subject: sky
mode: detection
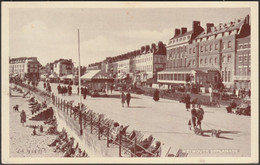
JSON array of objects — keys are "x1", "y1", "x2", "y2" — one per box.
[{"x1": 9, "y1": 8, "x2": 250, "y2": 66}]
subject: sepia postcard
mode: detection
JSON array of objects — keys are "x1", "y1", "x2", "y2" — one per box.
[{"x1": 1, "y1": 1, "x2": 259, "y2": 164}]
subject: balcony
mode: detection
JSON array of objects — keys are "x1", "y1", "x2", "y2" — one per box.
[{"x1": 233, "y1": 75, "x2": 251, "y2": 81}]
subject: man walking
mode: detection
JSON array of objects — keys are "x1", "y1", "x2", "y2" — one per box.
[
  {"x1": 196, "y1": 104, "x2": 204, "y2": 130},
  {"x1": 126, "y1": 91, "x2": 131, "y2": 107},
  {"x1": 83, "y1": 87, "x2": 87, "y2": 100},
  {"x1": 121, "y1": 92, "x2": 126, "y2": 107},
  {"x1": 191, "y1": 105, "x2": 197, "y2": 130}
]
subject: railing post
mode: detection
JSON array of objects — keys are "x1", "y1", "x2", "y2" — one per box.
[
  {"x1": 90, "y1": 112, "x2": 93, "y2": 134},
  {"x1": 98, "y1": 115, "x2": 101, "y2": 140},
  {"x1": 119, "y1": 133, "x2": 122, "y2": 157},
  {"x1": 70, "y1": 104, "x2": 72, "y2": 117},
  {"x1": 84, "y1": 112, "x2": 86, "y2": 129},
  {"x1": 134, "y1": 138, "x2": 137, "y2": 157},
  {"x1": 107, "y1": 123, "x2": 110, "y2": 147},
  {"x1": 67, "y1": 102, "x2": 69, "y2": 115},
  {"x1": 79, "y1": 103, "x2": 83, "y2": 136},
  {"x1": 74, "y1": 107, "x2": 76, "y2": 120},
  {"x1": 63, "y1": 100, "x2": 66, "y2": 112}
]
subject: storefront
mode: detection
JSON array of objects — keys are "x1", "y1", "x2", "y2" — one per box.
[
  {"x1": 81, "y1": 70, "x2": 114, "y2": 90},
  {"x1": 157, "y1": 67, "x2": 220, "y2": 86}
]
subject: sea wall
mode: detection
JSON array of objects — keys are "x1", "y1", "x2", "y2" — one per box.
[{"x1": 54, "y1": 106, "x2": 119, "y2": 157}]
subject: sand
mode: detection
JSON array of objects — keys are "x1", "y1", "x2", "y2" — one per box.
[{"x1": 9, "y1": 91, "x2": 63, "y2": 157}]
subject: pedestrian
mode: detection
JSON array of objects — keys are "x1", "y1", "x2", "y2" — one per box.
[
  {"x1": 196, "y1": 104, "x2": 204, "y2": 130},
  {"x1": 68, "y1": 85, "x2": 72, "y2": 96},
  {"x1": 110, "y1": 84, "x2": 113, "y2": 94},
  {"x1": 153, "y1": 89, "x2": 160, "y2": 101},
  {"x1": 20, "y1": 110, "x2": 26, "y2": 126},
  {"x1": 44, "y1": 82, "x2": 46, "y2": 89},
  {"x1": 126, "y1": 91, "x2": 131, "y2": 107},
  {"x1": 191, "y1": 105, "x2": 197, "y2": 130},
  {"x1": 209, "y1": 92, "x2": 213, "y2": 105},
  {"x1": 248, "y1": 89, "x2": 251, "y2": 98},
  {"x1": 81, "y1": 87, "x2": 84, "y2": 96},
  {"x1": 121, "y1": 92, "x2": 126, "y2": 107},
  {"x1": 40, "y1": 125, "x2": 43, "y2": 133},
  {"x1": 57, "y1": 84, "x2": 61, "y2": 94},
  {"x1": 64, "y1": 86, "x2": 68, "y2": 95},
  {"x1": 48, "y1": 85, "x2": 52, "y2": 94},
  {"x1": 83, "y1": 87, "x2": 87, "y2": 100},
  {"x1": 77, "y1": 87, "x2": 79, "y2": 95},
  {"x1": 185, "y1": 94, "x2": 191, "y2": 111}
]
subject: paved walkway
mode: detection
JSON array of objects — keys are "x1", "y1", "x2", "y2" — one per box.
[{"x1": 33, "y1": 82, "x2": 250, "y2": 157}]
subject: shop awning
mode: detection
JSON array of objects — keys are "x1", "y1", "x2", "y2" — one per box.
[
  {"x1": 158, "y1": 67, "x2": 219, "y2": 74},
  {"x1": 60, "y1": 74, "x2": 74, "y2": 80},
  {"x1": 81, "y1": 70, "x2": 114, "y2": 81}
]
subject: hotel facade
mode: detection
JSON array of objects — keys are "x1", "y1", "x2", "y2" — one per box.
[
  {"x1": 158, "y1": 14, "x2": 250, "y2": 89},
  {"x1": 9, "y1": 57, "x2": 41, "y2": 81}
]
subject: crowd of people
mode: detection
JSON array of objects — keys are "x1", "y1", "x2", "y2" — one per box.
[
  {"x1": 226, "y1": 99, "x2": 251, "y2": 116},
  {"x1": 57, "y1": 84, "x2": 72, "y2": 96}
]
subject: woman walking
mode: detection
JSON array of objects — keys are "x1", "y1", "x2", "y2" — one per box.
[
  {"x1": 20, "y1": 110, "x2": 26, "y2": 126},
  {"x1": 185, "y1": 94, "x2": 191, "y2": 111},
  {"x1": 121, "y1": 92, "x2": 126, "y2": 107},
  {"x1": 126, "y1": 91, "x2": 131, "y2": 107}
]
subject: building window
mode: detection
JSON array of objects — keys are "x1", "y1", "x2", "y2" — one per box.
[
  {"x1": 225, "y1": 70, "x2": 227, "y2": 82},
  {"x1": 222, "y1": 56, "x2": 225, "y2": 63},
  {"x1": 193, "y1": 48, "x2": 195, "y2": 53},
  {"x1": 228, "y1": 71, "x2": 231, "y2": 82},
  {"x1": 244, "y1": 56, "x2": 247, "y2": 62},
  {"x1": 210, "y1": 45, "x2": 212, "y2": 51},
  {"x1": 222, "y1": 71, "x2": 224, "y2": 82},
  {"x1": 227, "y1": 55, "x2": 231, "y2": 63},
  {"x1": 222, "y1": 42, "x2": 225, "y2": 50},
  {"x1": 200, "y1": 59, "x2": 203, "y2": 64},
  {"x1": 205, "y1": 58, "x2": 208, "y2": 65},
  {"x1": 187, "y1": 36, "x2": 190, "y2": 40},
  {"x1": 183, "y1": 37, "x2": 186, "y2": 41},
  {"x1": 210, "y1": 58, "x2": 212, "y2": 64},
  {"x1": 228, "y1": 41, "x2": 232, "y2": 48},
  {"x1": 189, "y1": 48, "x2": 192, "y2": 54},
  {"x1": 200, "y1": 46, "x2": 203, "y2": 52},
  {"x1": 239, "y1": 56, "x2": 242, "y2": 62},
  {"x1": 205, "y1": 45, "x2": 207, "y2": 52},
  {"x1": 215, "y1": 43, "x2": 218, "y2": 50}
]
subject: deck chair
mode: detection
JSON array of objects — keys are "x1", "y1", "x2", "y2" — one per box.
[{"x1": 139, "y1": 141, "x2": 162, "y2": 157}]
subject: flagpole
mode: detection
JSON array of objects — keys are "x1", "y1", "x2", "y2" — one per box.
[{"x1": 78, "y1": 29, "x2": 83, "y2": 135}]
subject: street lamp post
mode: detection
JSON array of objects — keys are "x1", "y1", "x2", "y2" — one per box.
[{"x1": 78, "y1": 29, "x2": 83, "y2": 136}]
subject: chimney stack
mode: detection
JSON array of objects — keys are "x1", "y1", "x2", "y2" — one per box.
[
  {"x1": 151, "y1": 43, "x2": 156, "y2": 53},
  {"x1": 145, "y1": 45, "x2": 150, "y2": 53},
  {"x1": 141, "y1": 46, "x2": 145, "y2": 54},
  {"x1": 244, "y1": 15, "x2": 250, "y2": 24},
  {"x1": 206, "y1": 23, "x2": 214, "y2": 33},
  {"x1": 192, "y1": 21, "x2": 200, "y2": 32},
  {"x1": 181, "y1": 27, "x2": 187, "y2": 34},
  {"x1": 174, "y1": 28, "x2": 181, "y2": 37}
]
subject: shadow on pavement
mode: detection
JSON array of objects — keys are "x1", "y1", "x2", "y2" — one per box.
[{"x1": 128, "y1": 106, "x2": 152, "y2": 108}]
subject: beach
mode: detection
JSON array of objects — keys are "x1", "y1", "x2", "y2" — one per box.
[{"x1": 9, "y1": 91, "x2": 63, "y2": 157}]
